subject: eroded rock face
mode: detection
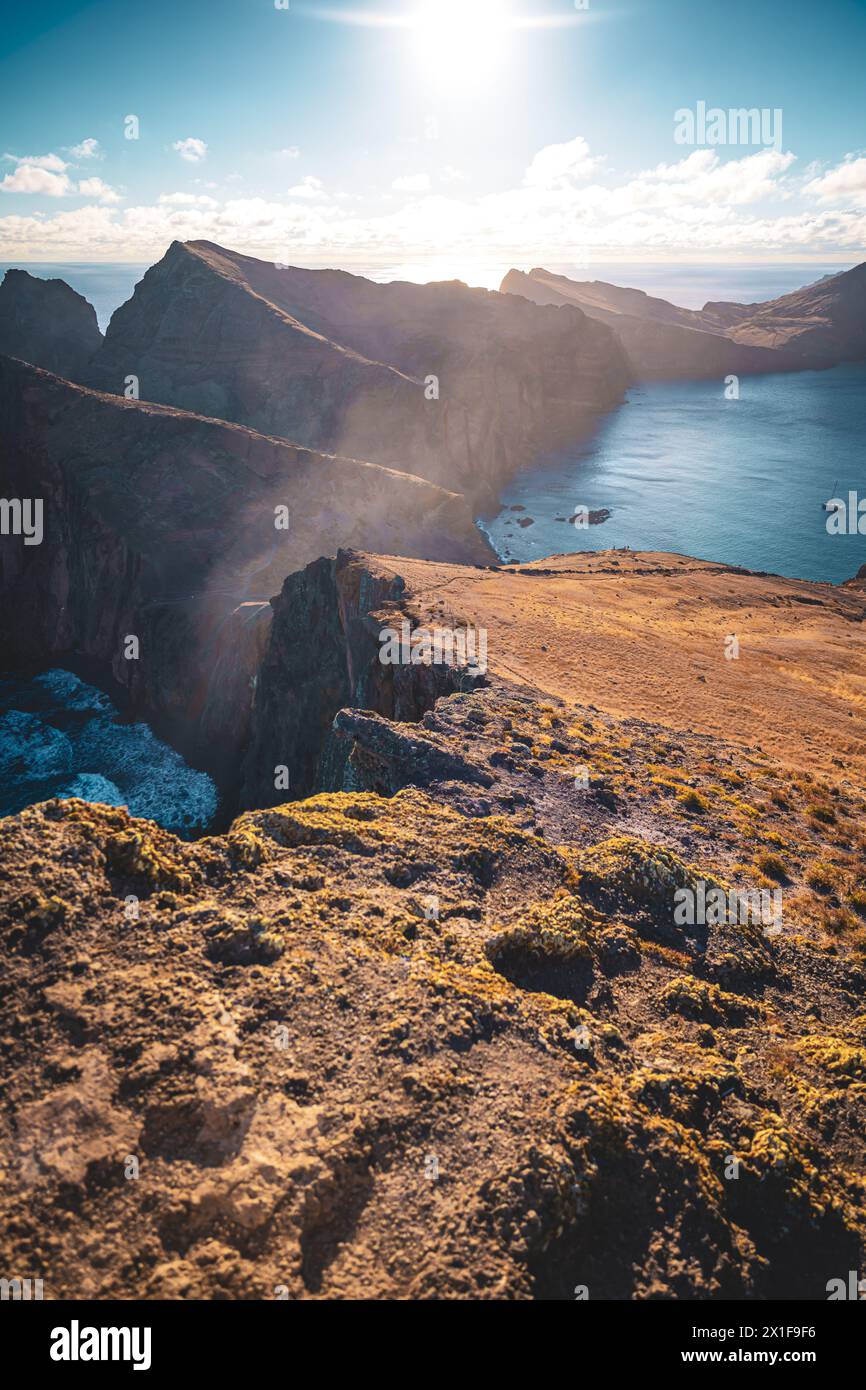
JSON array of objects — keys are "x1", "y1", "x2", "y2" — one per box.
[
  {"x1": 0, "y1": 357, "x2": 493, "y2": 793},
  {"x1": 1, "y1": 669, "x2": 865, "y2": 1300},
  {"x1": 502, "y1": 264, "x2": 866, "y2": 377},
  {"x1": 718, "y1": 262, "x2": 866, "y2": 362},
  {"x1": 85, "y1": 240, "x2": 631, "y2": 505},
  {"x1": 240, "y1": 550, "x2": 487, "y2": 807},
  {"x1": 0, "y1": 269, "x2": 102, "y2": 380}
]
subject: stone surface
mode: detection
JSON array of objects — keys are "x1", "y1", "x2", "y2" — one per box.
[
  {"x1": 502, "y1": 263, "x2": 866, "y2": 378},
  {"x1": 0, "y1": 268, "x2": 102, "y2": 380},
  {"x1": 1, "y1": 643, "x2": 865, "y2": 1298},
  {"x1": 0, "y1": 357, "x2": 493, "y2": 797},
  {"x1": 85, "y1": 240, "x2": 631, "y2": 506}
]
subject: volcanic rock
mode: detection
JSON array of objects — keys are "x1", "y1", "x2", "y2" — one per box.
[
  {"x1": 85, "y1": 240, "x2": 631, "y2": 505},
  {"x1": 2, "y1": 551, "x2": 866, "y2": 1296},
  {"x1": 0, "y1": 357, "x2": 493, "y2": 793},
  {"x1": 0, "y1": 268, "x2": 103, "y2": 380},
  {"x1": 501, "y1": 263, "x2": 866, "y2": 377}
]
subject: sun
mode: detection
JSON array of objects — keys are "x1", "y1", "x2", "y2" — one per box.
[{"x1": 411, "y1": 0, "x2": 513, "y2": 90}]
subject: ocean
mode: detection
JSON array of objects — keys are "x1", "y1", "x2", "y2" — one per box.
[
  {"x1": 0, "y1": 670, "x2": 217, "y2": 835},
  {"x1": 480, "y1": 362, "x2": 866, "y2": 585}
]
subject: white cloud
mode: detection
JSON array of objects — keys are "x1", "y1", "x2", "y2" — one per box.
[
  {"x1": 172, "y1": 137, "x2": 208, "y2": 164},
  {"x1": 0, "y1": 165, "x2": 72, "y2": 196},
  {"x1": 524, "y1": 135, "x2": 605, "y2": 189},
  {"x1": 78, "y1": 177, "x2": 122, "y2": 204},
  {"x1": 618, "y1": 148, "x2": 797, "y2": 210},
  {"x1": 3, "y1": 151, "x2": 69, "y2": 172},
  {"x1": 159, "y1": 192, "x2": 220, "y2": 207},
  {"x1": 440, "y1": 166, "x2": 469, "y2": 184},
  {"x1": 1, "y1": 135, "x2": 863, "y2": 266},
  {"x1": 392, "y1": 173, "x2": 432, "y2": 193},
  {"x1": 286, "y1": 175, "x2": 325, "y2": 199},
  {"x1": 71, "y1": 138, "x2": 101, "y2": 160},
  {"x1": 274, "y1": 146, "x2": 300, "y2": 159},
  {"x1": 804, "y1": 156, "x2": 866, "y2": 207}
]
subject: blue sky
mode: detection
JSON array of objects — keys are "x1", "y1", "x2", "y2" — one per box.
[{"x1": 1, "y1": 0, "x2": 865, "y2": 282}]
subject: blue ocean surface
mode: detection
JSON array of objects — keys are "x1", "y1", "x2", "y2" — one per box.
[
  {"x1": 0, "y1": 670, "x2": 217, "y2": 835},
  {"x1": 481, "y1": 363, "x2": 866, "y2": 585}
]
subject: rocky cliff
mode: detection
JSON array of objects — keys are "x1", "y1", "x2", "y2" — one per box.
[
  {"x1": 717, "y1": 262, "x2": 866, "y2": 362},
  {"x1": 85, "y1": 240, "x2": 631, "y2": 505},
  {"x1": 239, "y1": 550, "x2": 487, "y2": 808},
  {"x1": 501, "y1": 264, "x2": 866, "y2": 378},
  {"x1": 0, "y1": 357, "x2": 493, "y2": 797},
  {"x1": 0, "y1": 268, "x2": 103, "y2": 381},
  {"x1": 1, "y1": 546, "x2": 865, "y2": 1299}
]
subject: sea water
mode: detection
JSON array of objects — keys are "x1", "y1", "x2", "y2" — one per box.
[
  {"x1": 481, "y1": 363, "x2": 866, "y2": 584},
  {"x1": 0, "y1": 669, "x2": 217, "y2": 835}
]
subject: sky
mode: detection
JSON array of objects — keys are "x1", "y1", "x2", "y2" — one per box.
[{"x1": 1, "y1": 0, "x2": 865, "y2": 285}]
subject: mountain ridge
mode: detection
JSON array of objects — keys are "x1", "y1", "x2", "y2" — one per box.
[
  {"x1": 501, "y1": 262, "x2": 866, "y2": 378},
  {"x1": 0, "y1": 268, "x2": 103, "y2": 382},
  {"x1": 80, "y1": 240, "x2": 631, "y2": 504}
]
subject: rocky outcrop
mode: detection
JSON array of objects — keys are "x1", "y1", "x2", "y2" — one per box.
[
  {"x1": 237, "y1": 537, "x2": 866, "y2": 820},
  {"x1": 503, "y1": 269, "x2": 719, "y2": 334},
  {"x1": 3, "y1": 544, "x2": 866, "y2": 1299},
  {"x1": 501, "y1": 263, "x2": 866, "y2": 378},
  {"x1": 0, "y1": 357, "x2": 493, "y2": 798},
  {"x1": 85, "y1": 240, "x2": 631, "y2": 506},
  {"x1": 239, "y1": 550, "x2": 488, "y2": 807},
  {"x1": 0, "y1": 268, "x2": 102, "y2": 380},
  {"x1": 2, "y1": 626, "x2": 865, "y2": 1298}
]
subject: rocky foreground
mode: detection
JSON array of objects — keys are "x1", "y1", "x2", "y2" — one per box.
[{"x1": 1, "y1": 550, "x2": 865, "y2": 1299}]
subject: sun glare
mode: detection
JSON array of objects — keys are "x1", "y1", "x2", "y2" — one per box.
[{"x1": 412, "y1": 0, "x2": 512, "y2": 90}]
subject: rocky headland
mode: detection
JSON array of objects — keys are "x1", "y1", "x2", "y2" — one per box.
[
  {"x1": 501, "y1": 263, "x2": 866, "y2": 380},
  {"x1": 2, "y1": 246, "x2": 866, "y2": 1300},
  {"x1": 80, "y1": 241, "x2": 630, "y2": 507},
  {"x1": 0, "y1": 356, "x2": 492, "y2": 796},
  {"x1": 0, "y1": 269, "x2": 103, "y2": 383}
]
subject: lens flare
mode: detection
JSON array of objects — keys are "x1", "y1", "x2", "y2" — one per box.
[{"x1": 412, "y1": 0, "x2": 513, "y2": 90}]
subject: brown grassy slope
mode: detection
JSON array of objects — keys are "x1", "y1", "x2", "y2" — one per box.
[{"x1": 365, "y1": 549, "x2": 866, "y2": 786}]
